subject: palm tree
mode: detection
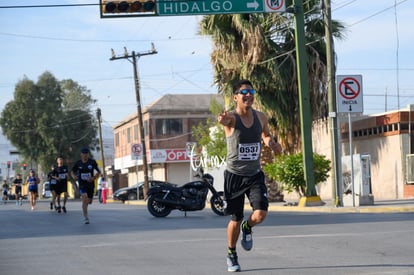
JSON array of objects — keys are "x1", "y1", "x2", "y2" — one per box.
[
  {"x1": 199, "y1": 2, "x2": 345, "y2": 201},
  {"x1": 199, "y1": 1, "x2": 345, "y2": 153}
]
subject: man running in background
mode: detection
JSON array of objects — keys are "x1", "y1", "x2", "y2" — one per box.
[
  {"x1": 13, "y1": 174, "x2": 23, "y2": 205},
  {"x1": 71, "y1": 148, "x2": 101, "y2": 224},
  {"x1": 53, "y1": 156, "x2": 69, "y2": 213}
]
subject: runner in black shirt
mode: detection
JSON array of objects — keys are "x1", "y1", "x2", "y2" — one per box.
[
  {"x1": 13, "y1": 174, "x2": 23, "y2": 205},
  {"x1": 53, "y1": 156, "x2": 69, "y2": 213},
  {"x1": 71, "y1": 148, "x2": 100, "y2": 224}
]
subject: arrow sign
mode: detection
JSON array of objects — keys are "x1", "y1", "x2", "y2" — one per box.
[
  {"x1": 157, "y1": 0, "x2": 285, "y2": 16},
  {"x1": 247, "y1": 1, "x2": 260, "y2": 10}
]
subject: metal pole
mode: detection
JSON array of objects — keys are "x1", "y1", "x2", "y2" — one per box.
[
  {"x1": 6, "y1": 161, "x2": 10, "y2": 185},
  {"x1": 324, "y1": 0, "x2": 342, "y2": 206},
  {"x1": 293, "y1": 0, "x2": 317, "y2": 196},
  {"x1": 96, "y1": 108, "x2": 106, "y2": 179},
  {"x1": 348, "y1": 113, "x2": 355, "y2": 207}
]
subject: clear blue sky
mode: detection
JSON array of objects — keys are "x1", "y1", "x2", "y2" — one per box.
[{"x1": 0, "y1": 0, "x2": 413, "y2": 129}]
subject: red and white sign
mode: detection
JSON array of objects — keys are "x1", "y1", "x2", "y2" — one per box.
[
  {"x1": 336, "y1": 75, "x2": 363, "y2": 113},
  {"x1": 264, "y1": 0, "x2": 285, "y2": 12},
  {"x1": 131, "y1": 143, "x2": 142, "y2": 160},
  {"x1": 150, "y1": 149, "x2": 189, "y2": 163}
]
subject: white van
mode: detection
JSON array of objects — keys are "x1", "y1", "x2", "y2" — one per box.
[{"x1": 42, "y1": 182, "x2": 51, "y2": 198}]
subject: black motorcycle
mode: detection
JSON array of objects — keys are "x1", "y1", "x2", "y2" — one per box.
[{"x1": 147, "y1": 173, "x2": 226, "y2": 217}]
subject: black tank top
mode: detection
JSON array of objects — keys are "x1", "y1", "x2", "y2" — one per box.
[{"x1": 226, "y1": 110, "x2": 262, "y2": 176}]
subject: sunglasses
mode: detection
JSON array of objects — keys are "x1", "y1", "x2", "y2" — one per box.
[{"x1": 236, "y1": 89, "x2": 256, "y2": 95}]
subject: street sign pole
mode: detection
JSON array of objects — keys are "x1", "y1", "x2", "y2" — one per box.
[
  {"x1": 336, "y1": 74, "x2": 363, "y2": 207},
  {"x1": 348, "y1": 112, "x2": 355, "y2": 207}
]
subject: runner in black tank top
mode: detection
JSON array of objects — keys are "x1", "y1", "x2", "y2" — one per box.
[{"x1": 218, "y1": 79, "x2": 282, "y2": 272}]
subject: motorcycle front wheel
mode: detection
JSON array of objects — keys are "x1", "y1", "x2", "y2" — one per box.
[
  {"x1": 210, "y1": 191, "x2": 226, "y2": 216},
  {"x1": 147, "y1": 195, "x2": 172, "y2": 217}
]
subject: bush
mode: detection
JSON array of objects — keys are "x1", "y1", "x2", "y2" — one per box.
[{"x1": 264, "y1": 153, "x2": 331, "y2": 197}]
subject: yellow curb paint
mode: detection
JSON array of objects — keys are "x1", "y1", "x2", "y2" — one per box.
[{"x1": 298, "y1": 196, "x2": 324, "y2": 207}]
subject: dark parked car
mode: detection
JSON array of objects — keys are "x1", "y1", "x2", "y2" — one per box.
[{"x1": 113, "y1": 180, "x2": 170, "y2": 202}]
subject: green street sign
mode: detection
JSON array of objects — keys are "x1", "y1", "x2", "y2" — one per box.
[{"x1": 157, "y1": 0, "x2": 286, "y2": 16}]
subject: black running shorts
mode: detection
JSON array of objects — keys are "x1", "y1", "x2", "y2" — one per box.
[
  {"x1": 79, "y1": 182, "x2": 94, "y2": 199},
  {"x1": 223, "y1": 170, "x2": 269, "y2": 219}
]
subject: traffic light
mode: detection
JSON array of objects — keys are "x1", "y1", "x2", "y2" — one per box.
[
  {"x1": 101, "y1": 0, "x2": 156, "y2": 18},
  {"x1": 23, "y1": 163, "x2": 27, "y2": 170},
  {"x1": 7, "y1": 161, "x2": 10, "y2": 169}
]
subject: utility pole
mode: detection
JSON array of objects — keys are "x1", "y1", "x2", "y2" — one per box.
[
  {"x1": 6, "y1": 161, "x2": 11, "y2": 185},
  {"x1": 292, "y1": 0, "x2": 323, "y2": 206},
  {"x1": 324, "y1": 0, "x2": 342, "y2": 206},
  {"x1": 96, "y1": 108, "x2": 106, "y2": 179},
  {"x1": 109, "y1": 44, "x2": 157, "y2": 199}
]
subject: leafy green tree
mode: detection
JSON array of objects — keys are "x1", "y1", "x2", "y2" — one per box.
[
  {"x1": 192, "y1": 97, "x2": 226, "y2": 164},
  {"x1": 264, "y1": 153, "x2": 331, "y2": 197},
  {"x1": 59, "y1": 79, "x2": 98, "y2": 168},
  {"x1": 0, "y1": 71, "x2": 97, "y2": 175}
]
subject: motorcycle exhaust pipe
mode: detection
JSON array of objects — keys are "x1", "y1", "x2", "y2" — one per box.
[{"x1": 152, "y1": 197, "x2": 197, "y2": 208}]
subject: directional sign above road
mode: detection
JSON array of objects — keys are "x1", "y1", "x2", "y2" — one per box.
[{"x1": 157, "y1": 0, "x2": 286, "y2": 16}]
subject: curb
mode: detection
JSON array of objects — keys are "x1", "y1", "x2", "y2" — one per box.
[
  {"x1": 110, "y1": 199, "x2": 414, "y2": 214},
  {"x1": 268, "y1": 205, "x2": 414, "y2": 213}
]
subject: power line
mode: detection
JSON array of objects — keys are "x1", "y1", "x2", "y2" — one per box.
[
  {"x1": 332, "y1": 0, "x2": 358, "y2": 11},
  {"x1": 339, "y1": 67, "x2": 414, "y2": 71},
  {"x1": 0, "y1": 3, "x2": 98, "y2": 9},
  {"x1": 348, "y1": 0, "x2": 408, "y2": 27},
  {"x1": 0, "y1": 31, "x2": 206, "y2": 43}
]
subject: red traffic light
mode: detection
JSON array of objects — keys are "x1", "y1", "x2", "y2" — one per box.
[
  {"x1": 130, "y1": 1, "x2": 143, "y2": 12},
  {"x1": 7, "y1": 161, "x2": 10, "y2": 168},
  {"x1": 23, "y1": 163, "x2": 27, "y2": 170}
]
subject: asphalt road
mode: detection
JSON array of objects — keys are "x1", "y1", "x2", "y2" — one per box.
[{"x1": 1, "y1": 199, "x2": 413, "y2": 275}]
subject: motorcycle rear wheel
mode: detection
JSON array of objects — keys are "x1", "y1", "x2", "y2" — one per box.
[
  {"x1": 210, "y1": 191, "x2": 226, "y2": 216},
  {"x1": 147, "y1": 195, "x2": 172, "y2": 217}
]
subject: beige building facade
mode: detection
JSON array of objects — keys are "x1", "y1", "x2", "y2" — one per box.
[
  {"x1": 303, "y1": 107, "x2": 414, "y2": 203},
  {"x1": 112, "y1": 94, "x2": 223, "y2": 191}
]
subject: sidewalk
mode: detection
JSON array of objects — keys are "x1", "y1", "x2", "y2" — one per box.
[
  {"x1": 119, "y1": 198, "x2": 414, "y2": 213},
  {"x1": 267, "y1": 198, "x2": 414, "y2": 213}
]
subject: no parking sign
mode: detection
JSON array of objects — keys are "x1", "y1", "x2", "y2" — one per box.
[
  {"x1": 336, "y1": 75, "x2": 363, "y2": 113},
  {"x1": 131, "y1": 143, "x2": 142, "y2": 160}
]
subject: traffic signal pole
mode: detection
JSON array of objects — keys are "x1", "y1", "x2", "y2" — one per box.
[{"x1": 110, "y1": 45, "x2": 157, "y2": 199}]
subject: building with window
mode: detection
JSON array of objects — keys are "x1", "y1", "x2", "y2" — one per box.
[
  {"x1": 310, "y1": 105, "x2": 414, "y2": 202},
  {"x1": 112, "y1": 93, "x2": 223, "y2": 191}
]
